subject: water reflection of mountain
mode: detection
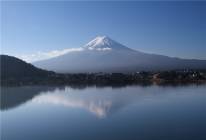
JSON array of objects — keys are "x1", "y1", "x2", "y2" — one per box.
[
  {"x1": 32, "y1": 93, "x2": 112, "y2": 118},
  {"x1": 0, "y1": 84, "x2": 136, "y2": 111},
  {"x1": 31, "y1": 90, "x2": 136, "y2": 118},
  {"x1": 1, "y1": 84, "x2": 204, "y2": 117}
]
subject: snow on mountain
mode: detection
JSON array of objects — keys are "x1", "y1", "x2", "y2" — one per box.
[
  {"x1": 84, "y1": 36, "x2": 112, "y2": 49},
  {"x1": 33, "y1": 36, "x2": 206, "y2": 73},
  {"x1": 83, "y1": 36, "x2": 132, "y2": 51}
]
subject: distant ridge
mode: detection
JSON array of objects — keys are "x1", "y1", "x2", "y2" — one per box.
[{"x1": 32, "y1": 36, "x2": 206, "y2": 73}]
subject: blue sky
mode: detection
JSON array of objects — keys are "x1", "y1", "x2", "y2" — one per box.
[{"x1": 1, "y1": 1, "x2": 206, "y2": 61}]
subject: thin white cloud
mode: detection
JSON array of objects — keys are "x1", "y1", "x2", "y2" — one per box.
[
  {"x1": 96, "y1": 47, "x2": 112, "y2": 51},
  {"x1": 17, "y1": 47, "x2": 84, "y2": 62},
  {"x1": 16, "y1": 46, "x2": 112, "y2": 63},
  {"x1": 88, "y1": 47, "x2": 112, "y2": 51}
]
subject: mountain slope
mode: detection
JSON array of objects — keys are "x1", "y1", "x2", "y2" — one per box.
[
  {"x1": 33, "y1": 36, "x2": 206, "y2": 73},
  {"x1": 0, "y1": 55, "x2": 53, "y2": 81}
]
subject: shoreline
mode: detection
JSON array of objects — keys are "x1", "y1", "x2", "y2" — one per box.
[{"x1": 1, "y1": 70, "x2": 206, "y2": 87}]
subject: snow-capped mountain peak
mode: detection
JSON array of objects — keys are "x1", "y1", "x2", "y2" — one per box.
[
  {"x1": 85, "y1": 36, "x2": 112, "y2": 47},
  {"x1": 84, "y1": 36, "x2": 131, "y2": 51},
  {"x1": 84, "y1": 36, "x2": 113, "y2": 51}
]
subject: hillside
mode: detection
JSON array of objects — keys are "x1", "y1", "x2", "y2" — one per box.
[{"x1": 0, "y1": 55, "x2": 54, "y2": 85}]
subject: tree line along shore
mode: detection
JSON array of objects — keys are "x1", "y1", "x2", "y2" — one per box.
[{"x1": 1, "y1": 70, "x2": 206, "y2": 86}]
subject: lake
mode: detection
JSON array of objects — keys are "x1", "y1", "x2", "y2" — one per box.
[{"x1": 1, "y1": 84, "x2": 206, "y2": 140}]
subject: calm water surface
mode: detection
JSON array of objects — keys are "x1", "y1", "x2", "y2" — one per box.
[{"x1": 1, "y1": 85, "x2": 206, "y2": 140}]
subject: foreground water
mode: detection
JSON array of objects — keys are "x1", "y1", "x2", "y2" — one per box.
[{"x1": 1, "y1": 84, "x2": 206, "y2": 140}]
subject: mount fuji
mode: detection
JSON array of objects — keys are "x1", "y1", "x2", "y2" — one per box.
[{"x1": 33, "y1": 36, "x2": 206, "y2": 73}]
